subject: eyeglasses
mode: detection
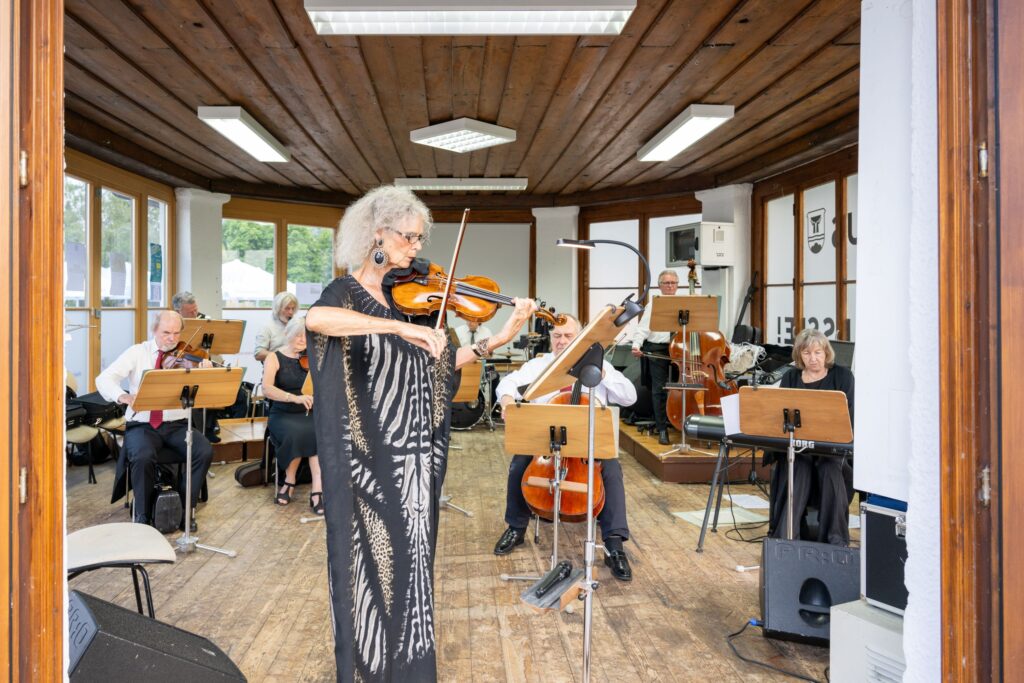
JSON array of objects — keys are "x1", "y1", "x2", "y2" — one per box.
[
  {"x1": 658, "y1": 280, "x2": 679, "y2": 287},
  {"x1": 388, "y1": 228, "x2": 427, "y2": 245}
]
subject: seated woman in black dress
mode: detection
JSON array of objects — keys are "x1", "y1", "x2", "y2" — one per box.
[
  {"x1": 261, "y1": 315, "x2": 322, "y2": 514},
  {"x1": 767, "y1": 328, "x2": 855, "y2": 545}
]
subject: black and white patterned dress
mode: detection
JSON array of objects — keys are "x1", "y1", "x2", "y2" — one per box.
[{"x1": 308, "y1": 275, "x2": 455, "y2": 682}]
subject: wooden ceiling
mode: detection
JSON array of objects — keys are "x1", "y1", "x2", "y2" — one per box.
[{"x1": 63, "y1": 0, "x2": 860, "y2": 208}]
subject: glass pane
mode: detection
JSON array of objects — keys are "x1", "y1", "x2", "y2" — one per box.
[
  {"x1": 802, "y1": 181, "x2": 837, "y2": 282},
  {"x1": 845, "y1": 174, "x2": 858, "y2": 280},
  {"x1": 65, "y1": 310, "x2": 91, "y2": 393},
  {"x1": 765, "y1": 286, "x2": 795, "y2": 345},
  {"x1": 802, "y1": 283, "x2": 838, "y2": 339},
  {"x1": 64, "y1": 176, "x2": 90, "y2": 308},
  {"x1": 846, "y1": 283, "x2": 856, "y2": 341},
  {"x1": 147, "y1": 198, "x2": 168, "y2": 307},
  {"x1": 588, "y1": 220, "x2": 638, "y2": 287},
  {"x1": 287, "y1": 224, "x2": 335, "y2": 308},
  {"x1": 100, "y1": 188, "x2": 135, "y2": 307},
  {"x1": 766, "y1": 195, "x2": 794, "y2": 285},
  {"x1": 100, "y1": 310, "x2": 135, "y2": 376},
  {"x1": 221, "y1": 308, "x2": 275, "y2": 385},
  {"x1": 222, "y1": 219, "x2": 276, "y2": 308},
  {"x1": 648, "y1": 213, "x2": 700, "y2": 284}
]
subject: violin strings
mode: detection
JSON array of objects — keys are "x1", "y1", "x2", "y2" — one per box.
[{"x1": 426, "y1": 275, "x2": 517, "y2": 305}]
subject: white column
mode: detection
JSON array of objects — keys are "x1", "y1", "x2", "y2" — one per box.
[
  {"x1": 694, "y1": 183, "x2": 752, "y2": 333},
  {"x1": 532, "y1": 206, "x2": 579, "y2": 318},
  {"x1": 175, "y1": 188, "x2": 230, "y2": 319}
]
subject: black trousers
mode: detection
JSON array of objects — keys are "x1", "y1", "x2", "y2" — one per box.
[
  {"x1": 123, "y1": 420, "x2": 213, "y2": 522},
  {"x1": 643, "y1": 341, "x2": 671, "y2": 433},
  {"x1": 767, "y1": 453, "x2": 852, "y2": 546},
  {"x1": 504, "y1": 455, "x2": 630, "y2": 542}
]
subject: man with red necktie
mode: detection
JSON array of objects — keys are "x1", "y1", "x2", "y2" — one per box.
[{"x1": 96, "y1": 310, "x2": 214, "y2": 530}]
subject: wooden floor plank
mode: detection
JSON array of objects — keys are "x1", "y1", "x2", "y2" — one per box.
[{"x1": 66, "y1": 421, "x2": 836, "y2": 682}]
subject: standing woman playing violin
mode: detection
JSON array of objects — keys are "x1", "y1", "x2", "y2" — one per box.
[
  {"x1": 305, "y1": 185, "x2": 535, "y2": 683},
  {"x1": 261, "y1": 315, "x2": 322, "y2": 514},
  {"x1": 95, "y1": 311, "x2": 215, "y2": 528}
]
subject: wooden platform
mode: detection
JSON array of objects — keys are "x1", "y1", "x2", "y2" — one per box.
[
  {"x1": 211, "y1": 417, "x2": 267, "y2": 463},
  {"x1": 620, "y1": 423, "x2": 772, "y2": 484},
  {"x1": 67, "y1": 428, "x2": 831, "y2": 682}
]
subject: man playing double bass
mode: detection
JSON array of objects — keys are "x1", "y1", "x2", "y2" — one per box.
[
  {"x1": 493, "y1": 315, "x2": 637, "y2": 581},
  {"x1": 631, "y1": 270, "x2": 680, "y2": 445}
]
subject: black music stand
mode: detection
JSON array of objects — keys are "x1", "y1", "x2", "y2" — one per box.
[
  {"x1": 738, "y1": 386, "x2": 852, "y2": 539},
  {"x1": 649, "y1": 295, "x2": 718, "y2": 456},
  {"x1": 134, "y1": 367, "x2": 244, "y2": 556}
]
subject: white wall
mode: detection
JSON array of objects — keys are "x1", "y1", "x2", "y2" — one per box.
[
  {"x1": 175, "y1": 188, "x2": 230, "y2": 319},
  {"x1": 418, "y1": 222, "x2": 532, "y2": 353},
  {"x1": 695, "y1": 184, "x2": 752, "y2": 333},
  {"x1": 858, "y1": 0, "x2": 939, "y2": 679},
  {"x1": 532, "y1": 207, "x2": 578, "y2": 319}
]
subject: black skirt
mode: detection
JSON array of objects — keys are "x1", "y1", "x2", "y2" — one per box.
[{"x1": 268, "y1": 410, "x2": 317, "y2": 467}]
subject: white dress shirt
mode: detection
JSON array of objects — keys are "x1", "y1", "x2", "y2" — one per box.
[
  {"x1": 454, "y1": 323, "x2": 495, "y2": 348},
  {"x1": 95, "y1": 339, "x2": 190, "y2": 424},
  {"x1": 495, "y1": 353, "x2": 637, "y2": 407},
  {"x1": 631, "y1": 295, "x2": 672, "y2": 348},
  {"x1": 254, "y1": 317, "x2": 288, "y2": 356}
]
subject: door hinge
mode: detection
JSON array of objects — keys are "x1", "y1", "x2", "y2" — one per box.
[
  {"x1": 979, "y1": 465, "x2": 991, "y2": 506},
  {"x1": 978, "y1": 142, "x2": 989, "y2": 178},
  {"x1": 19, "y1": 467, "x2": 27, "y2": 504},
  {"x1": 19, "y1": 151, "x2": 28, "y2": 187}
]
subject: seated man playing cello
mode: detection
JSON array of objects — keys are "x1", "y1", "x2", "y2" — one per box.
[{"x1": 494, "y1": 314, "x2": 637, "y2": 581}]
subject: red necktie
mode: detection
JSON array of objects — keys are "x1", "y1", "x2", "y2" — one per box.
[{"x1": 149, "y1": 350, "x2": 165, "y2": 428}]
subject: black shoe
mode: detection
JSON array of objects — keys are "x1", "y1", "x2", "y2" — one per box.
[
  {"x1": 493, "y1": 527, "x2": 526, "y2": 555},
  {"x1": 179, "y1": 509, "x2": 198, "y2": 533},
  {"x1": 658, "y1": 430, "x2": 670, "y2": 445},
  {"x1": 604, "y1": 549, "x2": 632, "y2": 581},
  {"x1": 207, "y1": 433, "x2": 221, "y2": 444}
]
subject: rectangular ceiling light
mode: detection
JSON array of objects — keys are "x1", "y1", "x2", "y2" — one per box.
[
  {"x1": 305, "y1": 1, "x2": 635, "y2": 35},
  {"x1": 636, "y1": 104, "x2": 735, "y2": 162},
  {"x1": 395, "y1": 177, "x2": 528, "y2": 192},
  {"x1": 197, "y1": 106, "x2": 290, "y2": 163},
  {"x1": 411, "y1": 118, "x2": 515, "y2": 153}
]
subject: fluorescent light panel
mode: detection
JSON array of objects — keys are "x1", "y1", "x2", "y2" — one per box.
[
  {"x1": 636, "y1": 104, "x2": 735, "y2": 162},
  {"x1": 197, "y1": 106, "x2": 290, "y2": 163},
  {"x1": 411, "y1": 118, "x2": 515, "y2": 153},
  {"x1": 305, "y1": 1, "x2": 635, "y2": 35},
  {"x1": 396, "y1": 177, "x2": 528, "y2": 192}
]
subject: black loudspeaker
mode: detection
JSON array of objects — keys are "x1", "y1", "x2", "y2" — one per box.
[
  {"x1": 68, "y1": 591, "x2": 246, "y2": 681},
  {"x1": 759, "y1": 539, "x2": 860, "y2": 645}
]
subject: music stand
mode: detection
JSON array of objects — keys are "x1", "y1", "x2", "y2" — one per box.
[
  {"x1": 737, "y1": 386, "x2": 852, "y2": 539},
  {"x1": 523, "y1": 304, "x2": 624, "y2": 682},
  {"x1": 440, "y1": 362, "x2": 482, "y2": 517},
  {"x1": 180, "y1": 319, "x2": 246, "y2": 442},
  {"x1": 134, "y1": 367, "x2": 245, "y2": 556},
  {"x1": 649, "y1": 295, "x2": 718, "y2": 456}
]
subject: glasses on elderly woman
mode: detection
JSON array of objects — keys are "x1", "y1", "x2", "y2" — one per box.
[{"x1": 388, "y1": 228, "x2": 427, "y2": 245}]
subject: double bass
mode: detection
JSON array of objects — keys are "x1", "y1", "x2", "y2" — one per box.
[{"x1": 665, "y1": 260, "x2": 739, "y2": 430}]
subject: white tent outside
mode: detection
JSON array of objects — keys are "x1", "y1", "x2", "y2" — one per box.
[{"x1": 222, "y1": 258, "x2": 293, "y2": 304}]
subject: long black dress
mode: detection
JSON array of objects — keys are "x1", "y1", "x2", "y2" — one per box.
[
  {"x1": 767, "y1": 364, "x2": 855, "y2": 545},
  {"x1": 267, "y1": 351, "x2": 317, "y2": 467},
  {"x1": 307, "y1": 275, "x2": 456, "y2": 682}
]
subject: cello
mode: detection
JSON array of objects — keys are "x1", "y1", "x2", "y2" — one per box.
[{"x1": 520, "y1": 382, "x2": 606, "y2": 523}]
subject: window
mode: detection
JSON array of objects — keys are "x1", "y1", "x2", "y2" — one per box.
[
  {"x1": 287, "y1": 224, "x2": 335, "y2": 307},
  {"x1": 100, "y1": 188, "x2": 135, "y2": 308},
  {"x1": 764, "y1": 194, "x2": 795, "y2": 344},
  {"x1": 147, "y1": 198, "x2": 169, "y2": 308},
  {"x1": 222, "y1": 218, "x2": 276, "y2": 308},
  {"x1": 64, "y1": 175, "x2": 89, "y2": 309},
  {"x1": 585, "y1": 219, "x2": 640, "y2": 330}
]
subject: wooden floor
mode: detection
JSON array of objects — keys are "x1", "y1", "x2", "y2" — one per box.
[{"x1": 67, "y1": 426, "x2": 833, "y2": 682}]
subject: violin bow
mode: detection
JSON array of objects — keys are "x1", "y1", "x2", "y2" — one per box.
[{"x1": 432, "y1": 208, "x2": 470, "y2": 332}]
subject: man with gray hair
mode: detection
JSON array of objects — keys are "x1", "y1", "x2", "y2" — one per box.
[
  {"x1": 96, "y1": 310, "x2": 214, "y2": 530},
  {"x1": 171, "y1": 291, "x2": 205, "y2": 319},
  {"x1": 631, "y1": 269, "x2": 680, "y2": 445}
]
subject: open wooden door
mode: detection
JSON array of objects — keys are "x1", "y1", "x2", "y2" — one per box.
[{"x1": 2, "y1": 0, "x2": 65, "y2": 678}]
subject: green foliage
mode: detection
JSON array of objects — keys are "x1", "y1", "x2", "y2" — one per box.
[
  {"x1": 223, "y1": 219, "x2": 275, "y2": 272},
  {"x1": 287, "y1": 225, "x2": 334, "y2": 286}
]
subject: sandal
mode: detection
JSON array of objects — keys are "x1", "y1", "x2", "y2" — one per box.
[
  {"x1": 310, "y1": 491, "x2": 324, "y2": 516},
  {"x1": 276, "y1": 481, "x2": 296, "y2": 506}
]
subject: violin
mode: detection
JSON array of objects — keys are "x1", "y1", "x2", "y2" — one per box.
[
  {"x1": 298, "y1": 351, "x2": 309, "y2": 371},
  {"x1": 391, "y1": 260, "x2": 567, "y2": 327},
  {"x1": 520, "y1": 385, "x2": 606, "y2": 523},
  {"x1": 160, "y1": 342, "x2": 211, "y2": 369}
]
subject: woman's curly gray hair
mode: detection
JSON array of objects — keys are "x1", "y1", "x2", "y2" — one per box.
[{"x1": 335, "y1": 185, "x2": 432, "y2": 270}]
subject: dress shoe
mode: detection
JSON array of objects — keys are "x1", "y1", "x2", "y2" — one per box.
[
  {"x1": 207, "y1": 433, "x2": 221, "y2": 444},
  {"x1": 493, "y1": 526, "x2": 526, "y2": 555},
  {"x1": 658, "y1": 430, "x2": 670, "y2": 445},
  {"x1": 179, "y1": 509, "x2": 198, "y2": 533},
  {"x1": 604, "y1": 549, "x2": 633, "y2": 581}
]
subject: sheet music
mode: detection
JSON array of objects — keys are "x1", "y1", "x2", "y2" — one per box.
[{"x1": 721, "y1": 393, "x2": 740, "y2": 435}]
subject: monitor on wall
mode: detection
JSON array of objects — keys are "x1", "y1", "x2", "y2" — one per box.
[{"x1": 666, "y1": 223, "x2": 699, "y2": 267}]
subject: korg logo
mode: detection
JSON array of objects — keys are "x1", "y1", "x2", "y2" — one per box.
[{"x1": 771, "y1": 541, "x2": 856, "y2": 566}]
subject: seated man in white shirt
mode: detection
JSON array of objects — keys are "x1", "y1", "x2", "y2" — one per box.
[
  {"x1": 494, "y1": 315, "x2": 637, "y2": 581},
  {"x1": 96, "y1": 311, "x2": 214, "y2": 530},
  {"x1": 454, "y1": 319, "x2": 494, "y2": 348}
]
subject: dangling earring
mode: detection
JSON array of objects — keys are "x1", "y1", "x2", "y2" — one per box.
[{"x1": 372, "y1": 239, "x2": 387, "y2": 267}]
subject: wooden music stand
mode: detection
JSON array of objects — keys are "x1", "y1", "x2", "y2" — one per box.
[
  {"x1": 737, "y1": 386, "x2": 852, "y2": 539},
  {"x1": 180, "y1": 319, "x2": 246, "y2": 355},
  {"x1": 301, "y1": 370, "x2": 313, "y2": 396},
  {"x1": 453, "y1": 361, "x2": 482, "y2": 403},
  {"x1": 135, "y1": 367, "x2": 244, "y2": 556}
]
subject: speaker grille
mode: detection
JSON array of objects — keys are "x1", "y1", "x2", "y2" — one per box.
[{"x1": 865, "y1": 645, "x2": 906, "y2": 682}]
